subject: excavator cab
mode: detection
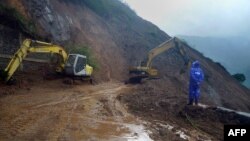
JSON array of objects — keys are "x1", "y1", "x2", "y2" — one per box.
[{"x1": 64, "y1": 54, "x2": 92, "y2": 77}]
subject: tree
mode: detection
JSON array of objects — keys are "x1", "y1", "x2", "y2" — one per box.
[{"x1": 232, "y1": 73, "x2": 246, "y2": 83}]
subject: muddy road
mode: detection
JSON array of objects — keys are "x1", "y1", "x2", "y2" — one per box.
[
  {"x1": 1, "y1": 78, "x2": 241, "y2": 141},
  {"x1": 0, "y1": 81, "x2": 155, "y2": 141}
]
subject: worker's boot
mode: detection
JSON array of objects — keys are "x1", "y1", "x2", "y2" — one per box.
[
  {"x1": 187, "y1": 99, "x2": 193, "y2": 105},
  {"x1": 194, "y1": 97, "x2": 199, "y2": 106},
  {"x1": 195, "y1": 101, "x2": 198, "y2": 106}
]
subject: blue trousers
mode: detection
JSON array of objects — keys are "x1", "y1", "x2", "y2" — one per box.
[{"x1": 189, "y1": 84, "x2": 200, "y2": 105}]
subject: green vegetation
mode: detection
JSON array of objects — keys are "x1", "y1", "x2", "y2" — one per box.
[
  {"x1": 232, "y1": 73, "x2": 246, "y2": 83},
  {"x1": 66, "y1": 45, "x2": 99, "y2": 69},
  {"x1": 64, "y1": 0, "x2": 136, "y2": 21},
  {"x1": 83, "y1": 0, "x2": 135, "y2": 19},
  {"x1": 0, "y1": 4, "x2": 36, "y2": 35},
  {"x1": 83, "y1": 0, "x2": 108, "y2": 17}
]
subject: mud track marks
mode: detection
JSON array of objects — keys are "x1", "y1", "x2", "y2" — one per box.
[{"x1": 0, "y1": 82, "x2": 152, "y2": 141}]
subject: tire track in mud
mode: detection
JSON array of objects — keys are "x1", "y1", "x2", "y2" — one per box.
[
  {"x1": 0, "y1": 82, "x2": 153, "y2": 141},
  {"x1": 0, "y1": 108, "x2": 49, "y2": 140},
  {"x1": 0, "y1": 90, "x2": 75, "y2": 140},
  {"x1": 56, "y1": 94, "x2": 80, "y2": 141}
]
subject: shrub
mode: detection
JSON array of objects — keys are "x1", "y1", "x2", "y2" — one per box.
[
  {"x1": 66, "y1": 45, "x2": 99, "y2": 69},
  {"x1": 81, "y1": 0, "x2": 135, "y2": 20},
  {"x1": 232, "y1": 73, "x2": 246, "y2": 83}
]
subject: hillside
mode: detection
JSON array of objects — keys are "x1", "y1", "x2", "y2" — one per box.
[
  {"x1": 179, "y1": 35, "x2": 250, "y2": 88},
  {"x1": 1, "y1": 0, "x2": 250, "y2": 140},
  {"x1": 0, "y1": 0, "x2": 169, "y2": 81}
]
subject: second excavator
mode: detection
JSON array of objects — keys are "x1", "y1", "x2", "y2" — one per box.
[{"x1": 128, "y1": 37, "x2": 190, "y2": 83}]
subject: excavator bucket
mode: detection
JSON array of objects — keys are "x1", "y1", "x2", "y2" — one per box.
[
  {"x1": 0, "y1": 69, "x2": 7, "y2": 81},
  {"x1": 0, "y1": 69, "x2": 16, "y2": 85}
]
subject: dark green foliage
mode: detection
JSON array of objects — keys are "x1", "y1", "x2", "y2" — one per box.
[
  {"x1": 63, "y1": 0, "x2": 136, "y2": 20},
  {"x1": 84, "y1": 0, "x2": 134, "y2": 18},
  {"x1": 0, "y1": 3, "x2": 36, "y2": 35},
  {"x1": 66, "y1": 45, "x2": 99, "y2": 69},
  {"x1": 83, "y1": 0, "x2": 108, "y2": 17},
  {"x1": 232, "y1": 73, "x2": 246, "y2": 83}
]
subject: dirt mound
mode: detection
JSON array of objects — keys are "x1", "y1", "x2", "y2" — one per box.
[
  {"x1": 119, "y1": 82, "x2": 250, "y2": 140},
  {"x1": 181, "y1": 106, "x2": 250, "y2": 125},
  {"x1": 179, "y1": 106, "x2": 250, "y2": 140}
]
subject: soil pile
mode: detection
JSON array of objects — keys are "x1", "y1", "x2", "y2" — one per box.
[{"x1": 119, "y1": 80, "x2": 250, "y2": 140}]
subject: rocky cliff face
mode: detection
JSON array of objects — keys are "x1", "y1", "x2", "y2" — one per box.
[
  {"x1": 23, "y1": 0, "x2": 72, "y2": 42},
  {"x1": 14, "y1": 0, "x2": 170, "y2": 81},
  {"x1": 1, "y1": 0, "x2": 250, "y2": 111}
]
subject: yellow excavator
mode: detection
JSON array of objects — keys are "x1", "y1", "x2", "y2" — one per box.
[
  {"x1": 0, "y1": 39, "x2": 93, "y2": 84},
  {"x1": 128, "y1": 37, "x2": 190, "y2": 83}
]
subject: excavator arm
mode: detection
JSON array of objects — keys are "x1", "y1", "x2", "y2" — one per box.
[
  {"x1": 128, "y1": 37, "x2": 190, "y2": 83},
  {"x1": 2, "y1": 39, "x2": 68, "y2": 82},
  {"x1": 146, "y1": 37, "x2": 176, "y2": 68},
  {"x1": 28, "y1": 41, "x2": 68, "y2": 72},
  {"x1": 146, "y1": 37, "x2": 188, "y2": 68}
]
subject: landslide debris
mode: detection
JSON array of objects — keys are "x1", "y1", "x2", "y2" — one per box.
[{"x1": 119, "y1": 80, "x2": 250, "y2": 140}]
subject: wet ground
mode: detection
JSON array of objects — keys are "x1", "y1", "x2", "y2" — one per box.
[
  {"x1": 1, "y1": 77, "x2": 249, "y2": 141},
  {"x1": 0, "y1": 80, "x2": 154, "y2": 141},
  {"x1": 119, "y1": 81, "x2": 250, "y2": 141}
]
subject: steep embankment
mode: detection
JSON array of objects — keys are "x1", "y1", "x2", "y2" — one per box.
[
  {"x1": 1, "y1": 0, "x2": 169, "y2": 81},
  {"x1": 1, "y1": 0, "x2": 250, "y2": 112}
]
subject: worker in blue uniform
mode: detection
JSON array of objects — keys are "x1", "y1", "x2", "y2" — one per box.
[{"x1": 188, "y1": 60, "x2": 204, "y2": 105}]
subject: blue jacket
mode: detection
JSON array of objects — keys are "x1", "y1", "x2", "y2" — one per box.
[{"x1": 190, "y1": 61, "x2": 204, "y2": 87}]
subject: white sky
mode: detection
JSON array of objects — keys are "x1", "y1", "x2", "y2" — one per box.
[{"x1": 123, "y1": 0, "x2": 250, "y2": 37}]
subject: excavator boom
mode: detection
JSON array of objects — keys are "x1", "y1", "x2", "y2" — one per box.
[
  {"x1": 3, "y1": 39, "x2": 68, "y2": 82},
  {"x1": 146, "y1": 37, "x2": 177, "y2": 67},
  {"x1": 28, "y1": 45, "x2": 68, "y2": 71},
  {"x1": 128, "y1": 37, "x2": 189, "y2": 83}
]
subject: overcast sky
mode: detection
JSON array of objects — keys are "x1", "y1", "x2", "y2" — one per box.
[{"x1": 123, "y1": 0, "x2": 250, "y2": 37}]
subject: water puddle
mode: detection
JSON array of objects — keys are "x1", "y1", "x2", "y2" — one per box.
[
  {"x1": 123, "y1": 123, "x2": 153, "y2": 141},
  {"x1": 79, "y1": 115, "x2": 153, "y2": 141}
]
